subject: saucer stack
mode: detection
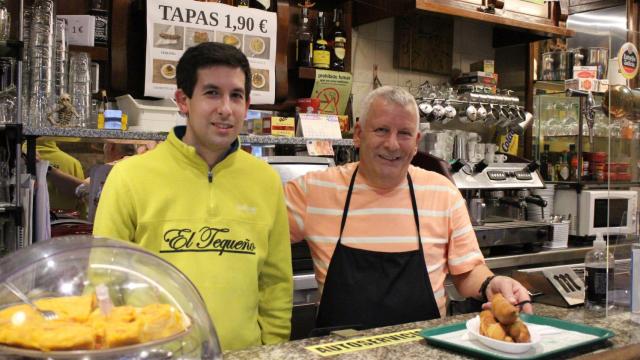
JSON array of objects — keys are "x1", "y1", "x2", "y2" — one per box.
[{"x1": 529, "y1": 185, "x2": 555, "y2": 222}]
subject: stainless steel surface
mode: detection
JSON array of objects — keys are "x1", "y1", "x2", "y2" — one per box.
[
  {"x1": 474, "y1": 220, "x2": 546, "y2": 231},
  {"x1": 293, "y1": 272, "x2": 318, "y2": 291},
  {"x1": 474, "y1": 220, "x2": 549, "y2": 248},
  {"x1": 485, "y1": 243, "x2": 632, "y2": 270},
  {"x1": 453, "y1": 162, "x2": 544, "y2": 190}
]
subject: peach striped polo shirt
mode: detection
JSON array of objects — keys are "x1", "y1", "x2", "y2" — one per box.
[{"x1": 284, "y1": 162, "x2": 485, "y2": 317}]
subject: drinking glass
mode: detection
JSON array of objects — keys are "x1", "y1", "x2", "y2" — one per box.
[
  {"x1": 0, "y1": 57, "x2": 16, "y2": 124},
  {"x1": 0, "y1": 1, "x2": 10, "y2": 41},
  {"x1": 28, "y1": 0, "x2": 56, "y2": 127},
  {"x1": 68, "y1": 52, "x2": 92, "y2": 127},
  {"x1": 54, "y1": 18, "x2": 68, "y2": 97}
]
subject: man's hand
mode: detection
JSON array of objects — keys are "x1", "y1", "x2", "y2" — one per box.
[{"x1": 482, "y1": 276, "x2": 533, "y2": 314}]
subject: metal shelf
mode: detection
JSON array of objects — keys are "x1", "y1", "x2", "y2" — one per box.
[
  {"x1": 533, "y1": 80, "x2": 565, "y2": 93},
  {"x1": 23, "y1": 126, "x2": 355, "y2": 146}
]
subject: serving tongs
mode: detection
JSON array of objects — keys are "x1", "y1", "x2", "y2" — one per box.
[{"x1": 3, "y1": 282, "x2": 57, "y2": 320}]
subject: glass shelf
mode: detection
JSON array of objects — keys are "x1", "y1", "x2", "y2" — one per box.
[{"x1": 23, "y1": 126, "x2": 355, "y2": 146}]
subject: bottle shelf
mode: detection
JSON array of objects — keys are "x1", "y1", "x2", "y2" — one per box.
[
  {"x1": 533, "y1": 80, "x2": 565, "y2": 93},
  {"x1": 297, "y1": 67, "x2": 351, "y2": 80}
]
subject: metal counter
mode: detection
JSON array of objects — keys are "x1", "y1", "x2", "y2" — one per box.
[{"x1": 485, "y1": 243, "x2": 632, "y2": 271}]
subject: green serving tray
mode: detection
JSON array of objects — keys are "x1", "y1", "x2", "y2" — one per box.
[{"x1": 419, "y1": 314, "x2": 615, "y2": 360}]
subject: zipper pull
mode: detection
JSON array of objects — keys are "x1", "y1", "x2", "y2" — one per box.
[{"x1": 208, "y1": 170, "x2": 213, "y2": 183}]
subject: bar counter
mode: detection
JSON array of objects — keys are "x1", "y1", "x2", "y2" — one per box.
[{"x1": 224, "y1": 304, "x2": 640, "y2": 359}]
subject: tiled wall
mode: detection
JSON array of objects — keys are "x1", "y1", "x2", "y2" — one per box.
[{"x1": 350, "y1": 17, "x2": 496, "y2": 120}]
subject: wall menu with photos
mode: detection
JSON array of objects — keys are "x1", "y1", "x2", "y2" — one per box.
[{"x1": 145, "y1": 0, "x2": 277, "y2": 104}]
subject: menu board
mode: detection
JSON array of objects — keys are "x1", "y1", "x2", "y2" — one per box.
[{"x1": 145, "y1": 0, "x2": 277, "y2": 104}]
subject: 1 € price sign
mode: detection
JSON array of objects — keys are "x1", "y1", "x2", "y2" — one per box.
[{"x1": 57, "y1": 15, "x2": 96, "y2": 47}]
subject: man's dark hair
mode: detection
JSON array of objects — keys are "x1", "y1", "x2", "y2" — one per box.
[{"x1": 176, "y1": 42, "x2": 252, "y2": 99}]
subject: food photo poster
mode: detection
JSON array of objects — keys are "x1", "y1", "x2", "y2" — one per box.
[{"x1": 145, "y1": 0, "x2": 277, "y2": 104}]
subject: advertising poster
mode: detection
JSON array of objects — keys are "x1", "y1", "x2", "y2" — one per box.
[
  {"x1": 145, "y1": 0, "x2": 277, "y2": 104},
  {"x1": 310, "y1": 70, "x2": 353, "y2": 115}
]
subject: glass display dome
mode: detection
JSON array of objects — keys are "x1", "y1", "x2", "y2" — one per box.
[{"x1": 0, "y1": 235, "x2": 222, "y2": 359}]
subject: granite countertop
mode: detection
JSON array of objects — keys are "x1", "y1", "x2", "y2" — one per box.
[{"x1": 223, "y1": 304, "x2": 640, "y2": 359}]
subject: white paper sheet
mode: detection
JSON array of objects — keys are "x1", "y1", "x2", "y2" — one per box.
[{"x1": 145, "y1": 0, "x2": 277, "y2": 104}]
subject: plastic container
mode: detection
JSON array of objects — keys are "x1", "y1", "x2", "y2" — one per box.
[
  {"x1": 115, "y1": 94, "x2": 184, "y2": 132},
  {"x1": 584, "y1": 233, "x2": 615, "y2": 312},
  {"x1": 0, "y1": 235, "x2": 222, "y2": 359}
]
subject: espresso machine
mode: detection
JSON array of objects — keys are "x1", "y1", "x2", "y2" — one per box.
[{"x1": 452, "y1": 161, "x2": 552, "y2": 256}]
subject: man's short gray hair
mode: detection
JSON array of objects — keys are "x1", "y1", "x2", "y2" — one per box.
[{"x1": 359, "y1": 86, "x2": 419, "y2": 128}]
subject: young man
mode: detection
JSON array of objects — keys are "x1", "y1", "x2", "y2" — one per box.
[
  {"x1": 285, "y1": 86, "x2": 531, "y2": 331},
  {"x1": 93, "y1": 42, "x2": 292, "y2": 351}
]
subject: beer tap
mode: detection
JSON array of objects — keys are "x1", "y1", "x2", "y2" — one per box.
[
  {"x1": 524, "y1": 195, "x2": 547, "y2": 220},
  {"x1": 566, "y1": 89, "x2": 598, "y2": 145}
]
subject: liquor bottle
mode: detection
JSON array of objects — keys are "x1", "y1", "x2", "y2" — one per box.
[
  {"x1": 296, "y1": 7, "x2": 313, "y2": 67},
  {"x1": 89, "y1": 0, "x2": 109, "y2": 47},
  {"x1": 568, "y1": 143, "x2": 577, "y2": 181},
  {"x1": 330, "y1": 8, "x2": 346, "y2": 71},
  {"x1": 555, "y1": 152, "x2": 570, "y2": 181},
  {"x1": 584, "y1": 233, "x2": 615, "y2": 311},
  {"x1": 251, "y1": 0, "x2": 273, "y2": 11},
  {"x1": 539, "y1": 144, "x2": 550, "y2": 181},
  {"x1": 312, "y1": 11, "x2": 330, "y2": 69}
]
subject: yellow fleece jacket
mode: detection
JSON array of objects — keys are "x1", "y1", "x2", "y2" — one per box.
[{"x1": 93, "y1": 126, "x2": 292, "y2": 351}]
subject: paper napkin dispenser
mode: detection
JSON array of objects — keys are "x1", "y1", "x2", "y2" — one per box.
[{"x1": 513, "y1": 266, "x2": 585, "y2": 308}]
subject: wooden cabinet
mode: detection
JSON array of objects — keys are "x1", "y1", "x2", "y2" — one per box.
[{"x1": 353, "y1": 0, "x2": 574, "y2": 43}]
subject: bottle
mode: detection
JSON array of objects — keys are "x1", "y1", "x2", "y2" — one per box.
[
  {"x1": 89, "y1": 0, "x2": 109, "y2": 47},
  {"x1": 312, "y1": 11, "x2": 330, "y2": 69},
  {"x1": 540, "y1": 144, "x2": 550, "y2": 181},
  {"x1": 581, "y1": 154, "x2": 591, "y2": 181},
  {"x1": 250, "y1": 0, "x2": 273, "y2": 11},
  {"x1": 568, "y1": 144, "x2": 577, "y2": 181},
  {"x1": 556, "y1": 152, "x2": 570, "y2": 181},
  {"x1": 296, "y1": 7, "x2": 313, "y2": 67},
  {"x1": 584, "y1": 233, "x2": 615, "y2": 311},
  {"x1": 97, "y1": 89, "x2": 108, "y2": 129},
  {"x1": 330, "y1": 8, "x2": 346, "y2": 71}
]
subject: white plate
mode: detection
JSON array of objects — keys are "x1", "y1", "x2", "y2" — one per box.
[
  {"x1": 466, "y1": 316, "x2": 541, "y2": 354},
  {"x1": 222, "y1": 34, "x2": 242, "y2": 49},
  {"x1": 249, "y1": 37, "x2": 266, "y2": 55},
  {"x1": 160, "y1": 64, "x2": 176, "y2": 80}
]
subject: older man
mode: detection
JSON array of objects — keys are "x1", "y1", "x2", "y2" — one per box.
[{"x1": 285, "y1": 86, "x2": 531, "y2": 331}]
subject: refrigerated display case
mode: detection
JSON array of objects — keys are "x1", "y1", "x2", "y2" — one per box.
[{"x1": 0, "y1": 235, "x2": 222, "y2": 359}]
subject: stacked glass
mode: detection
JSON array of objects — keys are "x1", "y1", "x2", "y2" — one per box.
[
  {"x1": 28, "y1": 0, "x2": 56, "y2": 128},
  {"x1": 21, "y1": 7, "x2": 32, "y2": 123},
  {"x1": 54, "y1": 18, "x2": 68, "y2": 98},
  {"x1": 0, "y1": 57, "x2": 17, "y2": 123},
  {"x1": 0, "y1": 0, "x2": 10, "y2": 41},
  {"x1": 68, "y1": 52, "x2": 91, "y2": 127}
]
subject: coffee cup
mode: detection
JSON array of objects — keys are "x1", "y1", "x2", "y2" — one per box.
[{"x1": 494, "y1": 154, "x2": 508, "y2": 163}]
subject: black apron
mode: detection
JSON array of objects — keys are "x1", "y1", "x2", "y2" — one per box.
[{"x1": 315, "y1": 167, "x2": 440, "y2": 331}]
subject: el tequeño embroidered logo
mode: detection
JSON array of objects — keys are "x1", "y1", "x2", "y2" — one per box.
[{"x1": 162, "y1": 226, "x2": 256, "y2": 255}]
